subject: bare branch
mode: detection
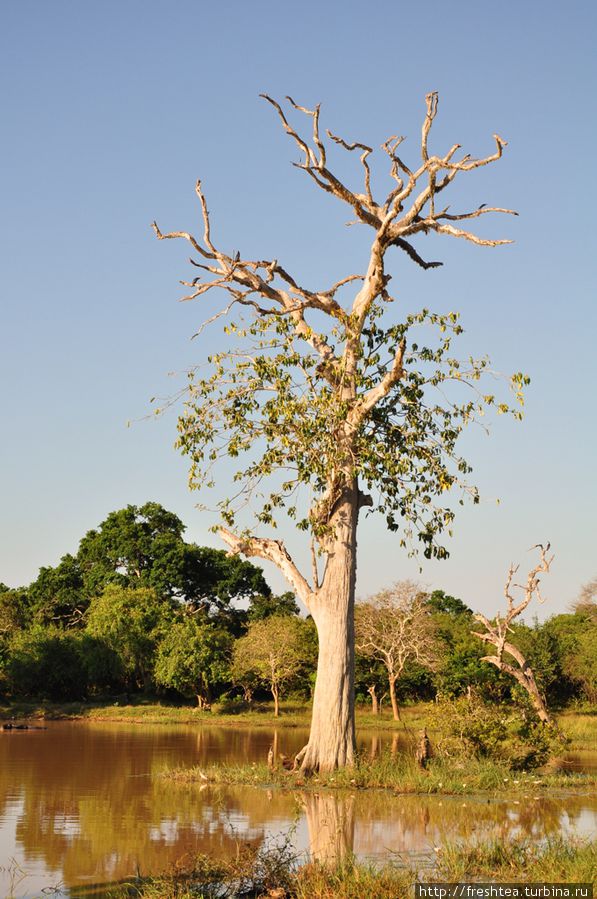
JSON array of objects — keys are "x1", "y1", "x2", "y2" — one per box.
[
  {"x1": 219, "y1": 527, "x2": 313, "y2": 607},
  {"x1": 391, "y1": 237, "x2": 443, "y2": 269},
  {"x1": 472, "y1": 545, "x2": 555, "y2": 724},
  {"x1": 327, "y1": 129, "x2": 374, "y2": 205}
]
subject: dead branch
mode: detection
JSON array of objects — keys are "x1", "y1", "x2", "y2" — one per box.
[{"x1": 472, "y1": 544, "x2": 555, "y2": 724}]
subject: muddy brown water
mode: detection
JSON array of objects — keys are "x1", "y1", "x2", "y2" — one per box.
[{"x1": 0, "y1": 721, "x2": 595, "y2": 897}]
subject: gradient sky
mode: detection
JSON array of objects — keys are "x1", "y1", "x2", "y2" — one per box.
[{"x1": 1, "y1": 1, "x2": 595, "y2": 618}]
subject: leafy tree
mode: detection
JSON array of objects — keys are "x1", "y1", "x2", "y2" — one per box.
[
  {"x1": 428, "y1": 594, "x2": 504, "y2": 699},
  {"x1": 154, "y1": 617, "x2": 232, "y2": 707},
  {"x1": 355, "y1": 581, "x2": 438, "y2": 720},
  {"x1": 155, "y1": 93, "x2": 524, "y2": 770},
  {"x1": 28, "y1": 554, "x2": 85, "y2": 627},
  {"x1": 6, "y1": 626, "x2": 88, "y2": 700},
  {"x1": 86, "y1": 585, "x2": 173, "y2": 691},
  {"x1": 544, "y1": 607, "x2": 597, "y2": 704},
  {"x1": 77, "y1": 502, "x2": 186, "y2": 595},
  {"x1": 572, "y1": 627, "x2": 597, "y2": 703},
  {"x1": 78, "y1": 503, "x2": 270, "y2": 618},
  {"x1": 426, "y1": 589, "x2": 472, "y2": 617},
  {"x1": 0, "y1": 589, "x2": 29, "y2": 635},
  {"x1": 25, "y1": 503, "x2": 272, "y2": 631},
  {"x1": 231, "y1": 616, "x2": 312, "y2": 716},
  {"x1": 509, "y1": 620, "x2": 563, "y2": 704},
  {"x1": 78, "y1": 633, "x2": 126, "y2": 695},
  {"x1": 248, "y1": 591, "x2": 300, "y2": 621}
]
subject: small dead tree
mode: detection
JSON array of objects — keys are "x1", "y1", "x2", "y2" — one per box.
[
  {"x1": 472, "y1": 544, "x2": 554, "y2": 725},
  {"x1": 355, "y1": 581, "x2": 438, "y2": 720}
]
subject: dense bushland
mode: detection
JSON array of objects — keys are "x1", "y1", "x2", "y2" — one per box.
[{"x1": 0, "y1": 504, "x2": 595, "y2": 717}]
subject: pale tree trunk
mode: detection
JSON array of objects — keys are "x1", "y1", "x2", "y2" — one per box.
[
  {"x1": 272, "y1": 684, "x2": 280, "y2": 718},
  {"x1": 389, "y1": 675, "x2": 400, "y2": 721},
  {"x1": 299, "y1": 494, "x2": 358, "y2": 773},
  {"x1": 368, "y1": 684, "x2": 379, "y2": 716}
]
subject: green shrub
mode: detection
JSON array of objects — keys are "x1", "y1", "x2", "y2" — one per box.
[
  {"x1": 6, "y1": 626, "x2": 88, "y2": 700},
  {"x1": 431, "y1": 695, "x2": 566, "y2": 770}
]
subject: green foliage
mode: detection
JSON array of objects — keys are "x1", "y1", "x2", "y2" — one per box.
[
  {"x1": 248, "y1": 591, "x2": 300, "y2": 621},
  {"x1": 0, "y1": 589, "x2": 29, "y2": 635},
  {"x1": 431, "y1": 695, "x2": 566, "y2": 770},
  {"x1": 86, "y1": 585, "x2": 174, "y2": 690},
  {"x1": 543, "y1": 610, "x2": 597, "y2": 703},
  {"x1": 5, "y1": 626, "x2": 88, "y2": 700},
  {"x1": 77, "y1": 502, "x2": 270, "y2": 614},
  {"x1": 28, "y1": 553, "x2": 85, "y2": 626},
  {"x1": 177, "y1": 309, "x2": 527, "y2": 559},
  {"x1": 77, "y1": 501, "x2": 186, "y2": 595},
  {"x1": 78, "y1": 632, "x2": 126, "y2": 693},
  {"x1": 509, "y1": 620, "x2": 563, "y2": 701},
  {"x1": 430, "y1": 604, "x2": 504, "y2": 698},
  {"x1": 154, "y1": 616, "x2": 232, "y2": 704},
  {"x1": 426, "y1": 588, "x2": 472, "y2": 616},
  {"x1": 21, "y1": 503, "x2": 272, "y2": 639}
]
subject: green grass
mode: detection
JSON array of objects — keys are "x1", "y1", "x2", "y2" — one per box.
[
  {"x1": 557, "y1": 708, "x2": 597, "y2": 749},
  {"x1": 98, "y1": 836, "x2": 597, "y2": 898},
  {"x1": 162, "y1": 751, "x2": 597, "y2": 795},
  {"x1": 436, "y1": 835, "x2": 597, "y2": 881},
  {"x1": 0, "y1": 697, "x2": 429, "y2": 731}
]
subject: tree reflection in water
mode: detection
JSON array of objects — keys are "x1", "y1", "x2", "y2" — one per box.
[
  {"x1": 0, "y1": 722, "x2": 595, "y2": 895},
  {"x1": 301, "y1": 792, "x2": 356, "y2": 864}
]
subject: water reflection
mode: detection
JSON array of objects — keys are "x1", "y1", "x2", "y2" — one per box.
[{"x1": 0, "y1": 722, "x2": 595, "y2": 897}]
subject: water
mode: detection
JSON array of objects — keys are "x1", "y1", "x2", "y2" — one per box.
[{"x1": 0, "y1": 721, "x2": 595, "y2": 897}]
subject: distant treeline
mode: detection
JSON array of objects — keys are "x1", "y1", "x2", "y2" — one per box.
[{"x1": 0, "y1": 503, "x2": 595, "y2": 710}]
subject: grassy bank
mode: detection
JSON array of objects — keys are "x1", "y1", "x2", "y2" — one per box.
[
  {"x1": 102, "y1": 836, "x2": 596, "y2": 898},
  {"x1": 162, "y1": 751, "x2": 597, "y2": 796},
  {"x1": 2, "y1": 697, "x2": 593, "y2": 736},
  {"x1": 0, "y1": 697, "x2": 429, "y2": 731}
]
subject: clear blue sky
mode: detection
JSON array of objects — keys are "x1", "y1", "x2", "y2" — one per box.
[{"x1": 1, "y1": 1, "x2": 595, "y2": 618}]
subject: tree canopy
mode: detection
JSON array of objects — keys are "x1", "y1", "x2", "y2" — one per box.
[{"x1": 23, "y1": 502, "x2": 272, "y2": 628}]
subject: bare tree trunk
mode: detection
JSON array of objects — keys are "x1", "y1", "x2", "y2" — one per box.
[
  {"x1": 389, "y1": 675, "x2": 400, "y2": 721},
  {"x1": 272, "y1": 685, "x2": 280, "y2": 718},
  {"x1": 300, "y1": 497, "x2": 358, "y2": 773},
  {"x1": 368, "y1": 684, "x2": 379, "y2": 715}
]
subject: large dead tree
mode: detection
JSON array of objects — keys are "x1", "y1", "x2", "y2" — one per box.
[
  {"x1": 153, "y1": 93, "x2": 522, "y2": 772},
  {"x1": 472, "y1": 544, "x2": 554, "y2": 725},
  {"x1": 355, "y1": 581, "x2": 438, "y2": 720}
]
